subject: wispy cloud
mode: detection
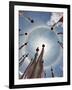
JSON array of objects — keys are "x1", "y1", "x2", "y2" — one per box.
[{"x1": 47, "y1": 12, "x2": 63, "y2": 27}]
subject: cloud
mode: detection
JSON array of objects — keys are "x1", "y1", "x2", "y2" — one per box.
[
  {"x1": 19, "y1": 71, "x2": 23, "y2": 75},
  {"x1": 47, "y1": 12, "x2": 63, "y2": 27}
]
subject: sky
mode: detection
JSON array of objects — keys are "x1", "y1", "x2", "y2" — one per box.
[{"x1": 19, "y1": 10, "x2": 63, "y2": 78}]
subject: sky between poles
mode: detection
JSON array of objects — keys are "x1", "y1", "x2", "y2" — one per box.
[{"x1": 19, "y1": 11, "x2": 63, "y2": 78}]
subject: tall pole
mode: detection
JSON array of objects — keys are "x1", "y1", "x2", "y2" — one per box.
[
  {"x1": 51, "y1": 16, "x2": 63, "y2": 30},
  {"x1": 31, "y1": 44, "x2": 45, "y2": 78},
  {"x1": 19, "y1": 53, "x2": 29, "y2": 67},
  {"x1": 19, "y1": 42, "x2": 28, "y2": 50},
  {"x1": 20, "y1": 47, "x2": 39, "y2": 79},
  {"x1": 19, "y1": 12, "x2": 34, "y2": 23},
  {"x1": 58, "y1": 41, "x2": 63, "y2": 48}
]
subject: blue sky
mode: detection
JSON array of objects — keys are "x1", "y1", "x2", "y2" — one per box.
[{"x1": 19, "y1": 11, "x2": 63, "y2": 78}]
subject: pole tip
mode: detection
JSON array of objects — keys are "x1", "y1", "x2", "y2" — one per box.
[
  {"x1": 36, "y1": 47, "x2": 39, "y2": 52},
  {"x1": 42, "y1": 44, "x2": 45, "y2": 47},
  {"x1": 51, "y1": 27, "x2": 53, "y2": 30},
  {"x1": 31, "y1": 20, "x2": 34, "y2": 23},
  {"x1": 24, "y1": 42, "x2": 28, "y2": 45},
  {"x1": 25, "y1": 33, "x2": 27, "y2": 35}
]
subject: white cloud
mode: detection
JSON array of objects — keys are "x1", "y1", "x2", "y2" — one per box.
[
  {"x1": 47, "y1": 12, "x2": 63, "y2": 27},
  {"x1": 19, "y1": 71, "x2": 23, "y2": 76}
]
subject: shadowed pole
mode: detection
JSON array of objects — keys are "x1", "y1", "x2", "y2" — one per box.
[
  {"x1": 44, "y1": 71, "x2": 46, "y2": 78},
  {"x1": 19, "y1": 55, "x2": 24, "y2": 61},
  {"x1": 19, "y1": 42, "x2": 28, "y2": 50},
  {"x1": 19, "y1": 32, "x2": 28, "y2": 36},
  {"x1": 31, "y1": 44, "x2": 45, "y2": 78},
  {"x1": 51, "y1": 16, "x2": 63, "y2": 30},
  {"x1": 58, "y1": 41, "x2": 63, "y2": 48},
  {"x1": 57, "y1": 32, "x2": 63, "y2": 35},
  {"x1": 19, "y1": 29, "x2": 21, "y2": 32},
  {"x1": 20, "y1": 47, "x2": 39, "y2": 79},
  {"x1": 19, "y1": 12, "x2": 34, "y2": 23},
  {"x1": 51, "y1": 66, "x2": 54, "y2": 77},
  {"x1": 19, "y1": 53, "x2": 29, "y2": 67}
]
